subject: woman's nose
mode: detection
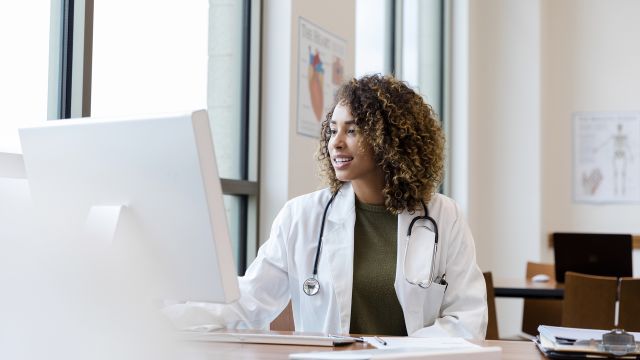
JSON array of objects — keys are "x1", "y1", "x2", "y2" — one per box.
[{"x1": 331, "y1": 132, "x2": 345, "y2": 149}]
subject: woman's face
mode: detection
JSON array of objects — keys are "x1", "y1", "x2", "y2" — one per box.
[{"x1": 327, "y1": 103, "x2": 380, "y2": 186}]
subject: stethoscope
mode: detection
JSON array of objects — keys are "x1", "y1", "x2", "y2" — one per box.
[{"x1": 302, "y1": 192, "x2": 439, "y2": 296}]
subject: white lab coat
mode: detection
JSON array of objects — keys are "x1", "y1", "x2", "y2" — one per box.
[{"x1": 165, "y1": 182, "x2": 488, "y2": 339}]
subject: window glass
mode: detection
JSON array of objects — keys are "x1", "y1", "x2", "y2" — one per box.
[
  {"x1": 92, "y1": 0, "x2": 243, "y2": 180},
  {"x1": 0, "y1": 3, "x2": 50, "y2": 152},
  {"x1": 223, "y1": 195, "x2": 241, "y2": 272},
  {"x1": 355, "y1": 0, "x2": 391, "y2": 77},
  {"x1": 208, "y1": 0, "x2": 244, "y2": 180},
  {"x1": 401, "y1": 0, "x2": 442, "y2": 114},
  {"x1": 92, "y1": 0, "x2": 246, "y2": 270},
  {"x1": 91, "y1": 0, "x2": 208, "y2": 118}
]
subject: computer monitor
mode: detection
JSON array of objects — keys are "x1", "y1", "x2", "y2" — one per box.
[
  {"x1": 553, "y1": 232, "x2": 633, "y2": 283},
  {"x1": 19, "y1": 110, "x2": 240, "y2": 303}
]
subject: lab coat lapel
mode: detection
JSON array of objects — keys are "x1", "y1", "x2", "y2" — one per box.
[
  {"x1": 321, "y1": 183, "x2": 355, "y2": 333},
  {"x1": 395, "y1": 208, "x2": 427, "y2": 334}
]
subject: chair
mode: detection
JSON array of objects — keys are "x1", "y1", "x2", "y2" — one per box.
[
  {"x1": 483, "y1": 272, "x2": 500, "y2": 340},
  {"x1": 271, "y1": 301, "x2": 294, "y2": 331},
  {"x1": 521, "y1": 262, "x2": 563, "y2": 336},
  {"x1": 561, "y1": 272, "x2": 617, "y2": 330},
  {"x1": 618, "y1": 277, "x2": 640, "y2": 332}
]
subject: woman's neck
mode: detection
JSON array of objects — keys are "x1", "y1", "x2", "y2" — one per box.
[{"x1": 351, "y1": 177, "x2": 385, "y2": 205}]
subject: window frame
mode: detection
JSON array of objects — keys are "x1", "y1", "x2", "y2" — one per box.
[{"x1": 52, "y1": 0, "x2": 261, "y2": 275}]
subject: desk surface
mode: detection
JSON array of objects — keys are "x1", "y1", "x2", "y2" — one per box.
[
  {"x1": 494, "y1": 277, "x2": 564, "y2": 299},
  {"x1": 179, "y1": 336, "x2": 544, "y2": 360}
]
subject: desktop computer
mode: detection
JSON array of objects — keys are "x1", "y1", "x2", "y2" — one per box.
[{"x1": 19, "y1": 110, "x2": 240, "y2": 303}]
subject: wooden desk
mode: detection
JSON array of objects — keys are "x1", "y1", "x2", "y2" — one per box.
[
  {"x1": 494, "y1": 277, "x2": 564, "y2": 299},
  {"x1": 178, "y1": 336, "x2": 545, "y2": 360}
]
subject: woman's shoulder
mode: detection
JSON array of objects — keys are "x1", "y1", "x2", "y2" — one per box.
[
  {"x1": 284, "y1": 187, "x2": 335, "y2": 213},
  {"x1": 428, "y1": 193, "x2": 464, "y2": 219}
]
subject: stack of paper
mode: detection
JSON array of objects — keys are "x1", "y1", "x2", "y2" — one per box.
[
  {"x1": 289, "y1": 337, "x2": 501, "y2": 360},
  {"x1": 537, "y1": 325, "x2": 640, "y2": 359}
]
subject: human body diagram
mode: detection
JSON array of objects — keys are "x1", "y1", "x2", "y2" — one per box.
[{"x1": 595, "y1": 123, "x2": 635, "y2": 195}]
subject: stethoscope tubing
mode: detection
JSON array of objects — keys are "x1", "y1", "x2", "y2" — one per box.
[
  {"x1": 305, "y1": 193, "x2": 439, "y2": 296},
  {"x1": 403, "y1": 200, "x2": 439, "y2": 288},
  {"x1": 311, "y1": 191, "x2": 338, "y2": 277}
]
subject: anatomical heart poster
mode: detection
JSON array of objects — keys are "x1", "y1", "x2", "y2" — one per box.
[
  {"x1": 573, "y1": 112, "x2": 640, "y2": 203},
  {"x1": 297, "y1": 17, "x2": 347, "y2": 138}
]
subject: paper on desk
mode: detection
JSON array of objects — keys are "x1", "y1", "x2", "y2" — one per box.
[
  {"x1": 538, "y1": 325, "x2": 640, "y2": 342},
  {"x1": 537, "y1": 325, "x2": 640, "y2": 356},
  {"x1": 363, "y1": 336, "x2": 480, "y2": 350},
  {"x1": 289, "y1": 346, "x2": 501, "y2": 360}
]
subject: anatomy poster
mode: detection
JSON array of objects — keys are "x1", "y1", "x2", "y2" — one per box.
[
  {"x1": 297, "y1": 17, "x2": 347, "y2": 138},
  {"x1": 573, "y1": 112, "x2": 640, "y2": 203}
]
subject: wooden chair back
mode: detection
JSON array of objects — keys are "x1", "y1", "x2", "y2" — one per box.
[
  {"x1": 561, "y1": 272, "x2": 617, "y2": 329},
  {"x1": 522, "y1": 262, "x2": 562, "y2": 335},
  {"x1": 619, "y1": 277, "x2": 640, "y2": 332},
  {"x1": 483, "y1": 271, "x2": 500, "y2": 340},
  {"x1": 270, "y1": 301, "x2": 294, "y2": 331}
]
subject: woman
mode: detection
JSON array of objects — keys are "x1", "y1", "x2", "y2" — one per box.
[{"x1": 165, "y1": 74, "x2": 487, "y2": 339}]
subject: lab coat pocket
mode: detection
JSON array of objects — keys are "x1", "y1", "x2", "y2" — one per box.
[
  {"x1": 421, "y1": 283, "x2": 447, "y2": 324},
  {"x1": 298, "y1": 277, "x2": 341, "y2": 333}
]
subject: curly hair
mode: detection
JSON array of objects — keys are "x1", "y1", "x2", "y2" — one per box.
[{"x1": 318, "y1": 74, "x2": 445, "y2": 214}]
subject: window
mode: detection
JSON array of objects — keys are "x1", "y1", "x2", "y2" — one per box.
[
  {"x1": 398, "y1": 0, "x2": 443, "y2": 115},
  {"x1": 0, "y1": 2, "x2": 51, "y2": 152},
  {"x1": 91, "y1": 0, "x2": 208, "y2": 118},
  {"x1": 356, "y1": 0, "x2": 447, "y2": 193},
  {"x1": 355, "y1": 0, "x2": 394, "y2": 76},
  {"x1": 48, "y1": 0, "x2": 260, "y2": 274},
  {"x1": 356, "y1": 0, "x2": 444, "y2": 115}
]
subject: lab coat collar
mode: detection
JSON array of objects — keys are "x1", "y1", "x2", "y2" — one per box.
[
  {"x1": 321, "y1": 182, "x2": 355, "y2": 333},
  {"x1": 325, "y1": 182, "x2": 355, "y2": 225}
]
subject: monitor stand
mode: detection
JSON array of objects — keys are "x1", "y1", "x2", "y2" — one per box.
[{"x1": 85, "y1": 205, "x2": 125, "y2": 245}]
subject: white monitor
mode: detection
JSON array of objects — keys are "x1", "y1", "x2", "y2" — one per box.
[{"x1": 19, "y1": 110, "x2": 240, "y2": 303}]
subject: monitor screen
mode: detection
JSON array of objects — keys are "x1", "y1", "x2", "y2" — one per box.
[
  {"x1": 553, "y1": 232, "x2": 632, "y2": 283},
  {"x1": 19, "y1": 110, "x2": 240, "y2": 303}
]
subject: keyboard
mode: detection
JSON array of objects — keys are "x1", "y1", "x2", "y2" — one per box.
[{"x1": 179, "y1": 331, "x2": 356, "y2": 347}]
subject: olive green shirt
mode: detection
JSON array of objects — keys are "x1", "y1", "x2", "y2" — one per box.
[{"x1": 349, "y1": 199, "x2": 407, "y2": 336}]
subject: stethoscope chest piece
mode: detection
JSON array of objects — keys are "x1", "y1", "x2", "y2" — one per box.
[{"x1": 303, "y1": 276, "x2": 320, "y2": 296}]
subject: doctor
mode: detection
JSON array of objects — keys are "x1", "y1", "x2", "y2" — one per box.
[{"x1": 165, "y1": 74, "x2": 487, "y2": 339}]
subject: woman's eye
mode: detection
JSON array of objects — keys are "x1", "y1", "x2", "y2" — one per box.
[
  {"x1": 347, "y1": 128, "x2": 357, "y2": 135},
  {"x1": 328, "y1": 128, "x2": 337, "y2": 136}
]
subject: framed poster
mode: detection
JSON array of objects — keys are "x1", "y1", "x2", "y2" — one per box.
[
  {"x1": 573, "y1": 112, "x2": 640, "y2": 203},
  {"x1": 297, "y1": 17, "x2": 347, "y2": 138}
]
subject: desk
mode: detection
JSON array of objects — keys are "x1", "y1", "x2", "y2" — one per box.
[
  {"x1": 179, "y1": 336, "x2": 544, "y2": 360},
  {"x1": 494, "y1": 277, "x2": 564, "y2": 299}
]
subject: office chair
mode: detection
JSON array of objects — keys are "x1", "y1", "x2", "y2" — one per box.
[
  {"x1": 483, "y1": 272, "x2": 500, "y2": 340},
  {"x1": 619, "y1": 277, "x2": 640, "y2": 332},
  {"x1": 521, "y1": 262, "x2": 562, "y2": 336},
  {"x1": 561, "y1": 272, "x2": 617, "y2": 330}
]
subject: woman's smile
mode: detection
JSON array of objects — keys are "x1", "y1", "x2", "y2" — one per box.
[{"x1": 332, "y1": 155, "x2": 354, "y2": 170}]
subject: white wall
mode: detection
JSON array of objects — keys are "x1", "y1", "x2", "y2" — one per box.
[
  {"x1": 464, "y1": 0, "x2": 542, "y2": 338},
  {"x1": 260, "y1": 0, "x2": 355, "y2": 243},
  {"x1": 467, "y1": 0, "x2": 542, "y2": 278},
  {"x1": 540, "y1": 0, "x2": 640, "y2": 261},
  {"x1": 463, "y1": 0, "x2": 640, "y2": 337}
]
